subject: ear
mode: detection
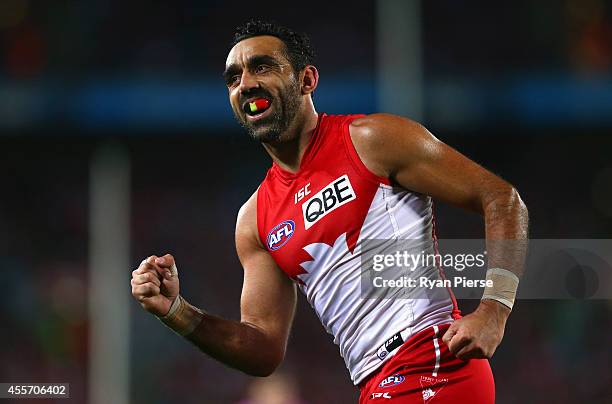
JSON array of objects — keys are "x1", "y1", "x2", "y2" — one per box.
[{"x1": 300, "y1": 65, "x2": 319, "y2": 95}]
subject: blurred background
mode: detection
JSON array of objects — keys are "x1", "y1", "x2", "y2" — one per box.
[{"x1": 1, "y1": 0, "x2": 611, "y2": 403}]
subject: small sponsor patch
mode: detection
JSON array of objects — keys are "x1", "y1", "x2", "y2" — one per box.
[
  {"x1": 379, "y1": 374, "x2": 405, "y2": 388},
  {"x1": 419, "y1": 376, "x2": 448, "y2": 403},
  {"x1": 371, "y1": 392, "x2": 392, "y2": 399},
  {"x1": 377, "y1": 332, "x2": 405, "y2": 360},
  {"x1": 267, "y1": 220, "x2": 295, "y2": 251}
]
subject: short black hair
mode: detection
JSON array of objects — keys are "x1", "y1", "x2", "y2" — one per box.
[{"x1": 231, "y1": 20, "x2": 316, "y2": 73}]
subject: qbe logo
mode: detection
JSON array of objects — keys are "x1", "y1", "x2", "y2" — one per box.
[
  {"x1": 267, "y1": 220, "x2": 295, "y2": 251},
  {"x1": 302, "y1": 175, "x2": 356, "y2": 230}
]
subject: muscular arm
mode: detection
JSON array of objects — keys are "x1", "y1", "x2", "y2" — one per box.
[
  {"x1": 132, "y1": 191, "x2": 296, "y2": 377},
  {"x1": 350, "y1": 113, "x2": 529, "y2": 358},
  {"x1": 185, "y1": 191, "x2": 297, "y2": 376},
  {"x1": 351, "y1": 114, "x2": 528, "y2": 273}
]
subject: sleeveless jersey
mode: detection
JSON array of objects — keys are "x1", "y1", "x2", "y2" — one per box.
[{"x1": 256, "y1": 113, "x2": 459, "y2": 384}]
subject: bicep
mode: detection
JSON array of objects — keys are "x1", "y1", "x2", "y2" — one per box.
[
  {"x1": 354, "y1": 114, "x2": 510, "y2": 213},
  {"x1": 235, "y1": 194, "x2": 296, "y2": 346},
  {"x1": 239, "y1": 244, "x2": 296, "y2": 341},
  {"x1": 393, "y1": 130, "x2": 501, "y2": 213}
]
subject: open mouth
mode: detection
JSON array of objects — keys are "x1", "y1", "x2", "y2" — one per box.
[{"x1": 243, "y1": 98, "x2": 271, "y2": 117}]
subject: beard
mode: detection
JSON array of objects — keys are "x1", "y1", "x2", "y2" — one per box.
[{"x1": 233, "y1": 78, "x2": 302, "y2": 143}]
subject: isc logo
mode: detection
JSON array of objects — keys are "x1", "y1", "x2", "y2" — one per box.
[
  {"x1": 266, "y1": 220, "x2": 295, "y2": 251},
  {"x1": 302, "y1": 175, "x2": 356, "y2": 230}
]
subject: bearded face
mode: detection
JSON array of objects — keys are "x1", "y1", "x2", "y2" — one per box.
[
  {"x1": 233, "y1": 73, "x2": 302, "y2": 143},
  {"x1": 225, "y1": 36, "x2": 304, "y2": 143}
]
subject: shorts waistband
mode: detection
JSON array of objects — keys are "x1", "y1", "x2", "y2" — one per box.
[{"x1": 361, "y1": 322, "x2": 453, "y2": 388}]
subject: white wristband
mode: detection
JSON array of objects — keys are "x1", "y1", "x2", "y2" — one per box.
[
  {"x1": 162, "y1": 294, "x2": 182, "y2": 318},
  {"x1": 158, "y1": 295, "x2": 204, "y2": 336},
  {"x1": 481, "y1": 268, "x2": 520, "y2": 310}
]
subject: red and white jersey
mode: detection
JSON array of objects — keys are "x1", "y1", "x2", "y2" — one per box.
[{"x1": 256, "y1": 113, "x2": 460, "y2": 384}]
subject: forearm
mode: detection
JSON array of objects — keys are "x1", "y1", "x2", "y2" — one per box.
[
  {"x1": 483, "y1": 186, "x2": 529, "y2": 277},
  {"x1": 160, "y1": 296, "x2": 283, "y2": 377},
  {"x1": 480, "y1": 186, "x2": 529, "y2": 312}
]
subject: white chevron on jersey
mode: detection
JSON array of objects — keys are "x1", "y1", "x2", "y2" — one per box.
[{"x1": 297, "y1": 185, "x2": 455, "y2": 384}]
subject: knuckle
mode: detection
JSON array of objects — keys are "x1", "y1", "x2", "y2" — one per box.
[
  {"x1": 145, "y1": 283, "x2": 159, "y2": 295},
  {"x1": 455, "y1": 335, "x2": 468, "y2": 344}
]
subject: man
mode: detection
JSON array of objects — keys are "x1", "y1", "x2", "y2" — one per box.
[{"x1": 131, "y1": 20, "x2": 528, "y2": 403}]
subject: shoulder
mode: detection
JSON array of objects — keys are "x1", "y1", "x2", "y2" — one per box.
[
  {"x1": 236, "y1": 189, "x2": 264, "y2": 250},
  {"x1": 348, "y1": 113, "x2": 439, "y2": 177},
  {"x1": 349, "y1": 113, "x2": 430, "y2": 146}
]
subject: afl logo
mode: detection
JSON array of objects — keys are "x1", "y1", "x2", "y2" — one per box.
[
  {"x1": 267, "y1": 220, "x2": 295, "y2": 251},
  {"x1": 379, "y1": 374, "x2": 405, "y2": 388}
]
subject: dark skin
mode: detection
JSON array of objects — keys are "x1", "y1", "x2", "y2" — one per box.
[{"x1": 131, "y1": 35, "x2": 528, "y2": 375}]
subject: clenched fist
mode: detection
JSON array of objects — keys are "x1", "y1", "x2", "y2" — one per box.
[
  {"x1": 131, "y1": 254, "x2": 180, "y2": 317},
  {"x1": 441, "y1": 300, "x2": 510, "y2": 360}
]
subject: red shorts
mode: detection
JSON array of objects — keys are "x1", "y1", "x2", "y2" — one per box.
[{"x1": 358, "y1": 323, "x2": 495, "y2": 403}]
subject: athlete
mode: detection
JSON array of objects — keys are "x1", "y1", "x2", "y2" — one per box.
[{"x1": 131, "y1": 21, "x2": 528, "y2": 403}]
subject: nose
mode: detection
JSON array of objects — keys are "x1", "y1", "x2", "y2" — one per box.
[{"x1": 238, "y1": 70, "x2": 259, "y2": 95}]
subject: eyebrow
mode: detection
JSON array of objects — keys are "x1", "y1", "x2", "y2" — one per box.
[{"x1": 223, "y1": 54, "x2": 284, "y2": 82}]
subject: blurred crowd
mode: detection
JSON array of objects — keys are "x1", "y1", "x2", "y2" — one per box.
[{"x1": 0, "y1": 0, "x2": 610, "y2": 79}]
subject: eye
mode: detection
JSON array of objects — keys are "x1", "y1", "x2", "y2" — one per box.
[
  {"x1": 254, "y1": 64, "x2": 270, "y2": 74},
  {"x1": 226, "y1": 75, "x2": 240, "y2": 87}
]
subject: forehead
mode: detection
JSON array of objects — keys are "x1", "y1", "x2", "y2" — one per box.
[{"x1": 225, "y1": 35, "x2": 288, "y2": 67}]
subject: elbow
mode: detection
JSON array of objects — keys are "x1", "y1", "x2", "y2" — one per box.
[
  {"x1": 247, "y1": 364, "x2": 280, "y2": 378},
  {"x1": 243, "y1": 348, "x2": 285, "y2": 377},
  {"x1": 486, "y1": 184, "x2": 528, "y2": 215},
  {"x1": 508, "y1": 186, "x2": 528, "y2": 218},
  {"x1": 484, "y1": 184, "x2": 529, "y2": 232}
]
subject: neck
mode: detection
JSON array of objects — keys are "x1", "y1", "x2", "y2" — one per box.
[{"x1": 262, "y1": 101, "x2": 319, "y2": 173}]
